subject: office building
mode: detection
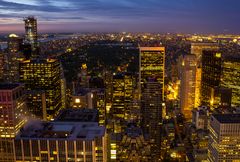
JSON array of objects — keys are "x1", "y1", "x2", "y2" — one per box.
[
  {"x1": 208, "y1": 114, "x2": 240, "y2": 162},
  {"x1": 201, "y1": 50, "x2": 222, "y2": 108},
  {"x1": 141, "y1": 79, "x2": 162, "y2": 160},
  {"x1": 179, "y1": 54, "x2": 197, "y2": 120},
  {"x1": 14, "y1": 108, "x2": 104, "y2": 162},
  {"x1": 111, "y1": 73, "x2": 134, "y2": 133},
  {"x1": 23, "y1": 16, "x2": 38, "y2": 57},
  {"x1": 139, "y1": 47, "x2": 165, "y2": 160},
  {"x1": 5, "y1": 34, "x2": 23, "y2": 82},
  {"x1": 221, "y1": 58, "x2": 240, "y2": 107},
  {"x1": 0, "y1": 83, "x2": 27, "y2": 162},
  {"x1": 191, "y1": 43, "x2": 219, "y2": 107},
  {"x1": 14, "y1": 120, "x2": 107, "y2": 162},
  {"x1": 0, "y1": 52, "x2": 4, "y2": 81},
  {"x1": 19, "y1": 59, "x2": 62, "y2": 120},
  {"x1": 71, "y1": 88, "x2": 106, "y2": 125}
]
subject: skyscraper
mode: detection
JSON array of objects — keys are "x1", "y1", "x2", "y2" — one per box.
[
  {"x1": 201, "y1": 50, "x2": 222, "y2": 108},
  {"x1": 191, "y1": 43, "x2": 219, "y2": 107},
  {"x1": 111, "y1": 73, "x2": 134, "y2": 133},
  {"x1": 139, "y1": 46, "x2": 165, "y2": 160},
  {"x1": 221, "y1": 58, "x2": 240, "y2": 107},
  {"x1": 19, "y1": 59, "x2": 62, "y2": 120},
  {"x1": 5, "y1": 34, "x2": 23, "y2": 82},
  {"x1": 0, "y1": 83, "x2": 27, "y2": 162},
  {"x1": 23, "y1": 16, "x2": 38, "y2": 57},
  {"x1": 139, "y1": 47, "x2": 165, "y2": 99},
  {"x1": 179, "y1": 54, "x2": 197, "y2": 120},
  {"x1": 208, "y1": 114, "x2": 240, "y2": 162}
]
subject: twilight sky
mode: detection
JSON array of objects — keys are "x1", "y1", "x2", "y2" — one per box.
[{"x1": 0, "y1": 0, "x2": 240, "y2": 34}]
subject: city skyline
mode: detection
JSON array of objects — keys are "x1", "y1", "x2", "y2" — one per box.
[{"x1": 0, "y1": 0, "x2": 240, "y2": 34}]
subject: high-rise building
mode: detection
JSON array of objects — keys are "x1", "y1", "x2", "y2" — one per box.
[
  {"x1": 0, "y1": 52, "x2": 4, "y2": 81},
  {"x1": 221, "y1": 58, "x2": 240, "y2": 107},
  {"x1": 111, "y1": 73, "x2": 134, "y2": 133},
  {"x1": 208, "y1": 114, "x2": 240, "y2": 162},
  {"x1": 141, "y1": 80, "x2": 162, "y2": 160},
  {"x1": 0, "y1": 83, "x2": 27, "y2": 162},
  {"x1": 23, "y1": 16, "x2": 38, "y2": 57},
  {"x1": 5, "y1": 34, "x2": 23, "y2": 82},
  {"x1": 179, "y1": 54, "x2": 197, "y2": 120},
  {"x1": 139, "y1": 47, "x2": 165, "y2": 99},
  {"x1": 191, "y1": 43, "x2": 219, "y2": 107},
  {"x1": 201, "y1": 50, "x2": 222, "y2": 108},
  {"x1": 139, "y1": 47, "x2": 165, "y2": 160},
  {"x1": 19, "y1": 59, "x2": 62, "y2": 120},
  {"x1": 14, "y1": 109, "x2": 107, "y2": 162}
]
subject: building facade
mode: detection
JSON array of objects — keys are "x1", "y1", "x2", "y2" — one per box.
[
  {"x1": 19, "y1": 59, "x2": 62, "y2": 120},
  {"x1": 208, "y1": 114, "x2": 240, "y2": 162},
  {"x1": 0, "y1": 83, "x2": 27, "y2": 162}
]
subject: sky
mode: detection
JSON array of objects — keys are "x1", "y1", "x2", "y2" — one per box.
[{"x1": 0, "y1": 0, "x2": 240, "y2": 34}]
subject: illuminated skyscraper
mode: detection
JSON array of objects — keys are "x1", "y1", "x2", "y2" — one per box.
[
  {"x1": 221, "y1": 58, "x2": 240, "y2": 107},
  {"x1": 23, "y1": 16, "x2": 38, "y2": 57},
  {"x1": 201, "y1": 50, "x2": 222, "y2": 108},
  {"x1": 111, "y1": 73, "x2": 134, "y2": 133},
  {"x1": 139, "y1": 47, "x2": 165, "y2": 98},
  {"x1": 179, "y1": 54, "x2": 197, "y2": 120},
  {"x1": 0, "y1": 83, "x2": 27, "y2": 162},
  {"x1": 0, "y1": 52, "x2": 4, "y2": 81},
  {"x1": 208, "y1": 114, "x2": 240, "y2": 162},
  {"x1": 5, "y1": 34, "x2": 23, "y2": 82},
  {"x1": 19, "y1": 59, "x2": 62, "y2": 120},
  {"x1": 191, "y1": 43, "x2": 219, "y2": 107},
  {"x1": 139, "y1": 47, "x2": 165, "y2": 160}
]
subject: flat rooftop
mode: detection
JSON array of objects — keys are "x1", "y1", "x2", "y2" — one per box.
[
  {"x1": 213, "y1": 114, "x2": 240, "y2": 123},
  {"x1": 16, "y1": 120, "x2": 105, "y2": 140},
  {"x1": 0, "y1": 83, "x2": 21, "y2": 90},
  {"x1": 55, "y1": 108, "x2": 98, "y2": 122}
]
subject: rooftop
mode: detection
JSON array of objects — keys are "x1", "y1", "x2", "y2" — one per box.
[
  {"x1": 0, "y1": 83, "x2": 22, "y2": 90},
  {"x1": 16, "y1": 120, "x2": 105, "y2": 140},
  {"x1": 212, "y1": 114, "x2": 240, "y2": 123},
  {"x1": 55, "y1": 108, "x2": 98, "y2": 122}
]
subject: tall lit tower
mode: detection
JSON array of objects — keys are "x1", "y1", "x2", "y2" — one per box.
[
  {"x1": 191, "y1": 43, "x2": 219, "y2": 107},
  {"x1": 23, "y1": 16, "x2": 38, "y2": 56},
  {"x1": 201, "y1": 50, "x2": 222, "y2": 108},
  {"x1": 139, "y1": 46, "x2": 165, "y2": 160},
  {"x1": 179, "y1": 54, "x2": 197, "y2": 120}
]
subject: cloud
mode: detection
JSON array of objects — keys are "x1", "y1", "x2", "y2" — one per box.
[{"x1": 0, "y1": 0, "x2": 239, "y2": 33}]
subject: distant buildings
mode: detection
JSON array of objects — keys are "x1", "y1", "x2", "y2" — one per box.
[
  {"x1": 208, "y1": 114, "x2": 240, "y2": 162},
  {"x1": 0, "y1": 83, "x2": 27, "y2": 162},
  {"x1": 179, "y1": 54, "x2": 197, "y2": 120},
  {"x1": 19, "y1": 59, "x2": 62, "y2": 120},
  {"x1": 14, "y1": 108, "x2": 107, "y2": 162}
]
